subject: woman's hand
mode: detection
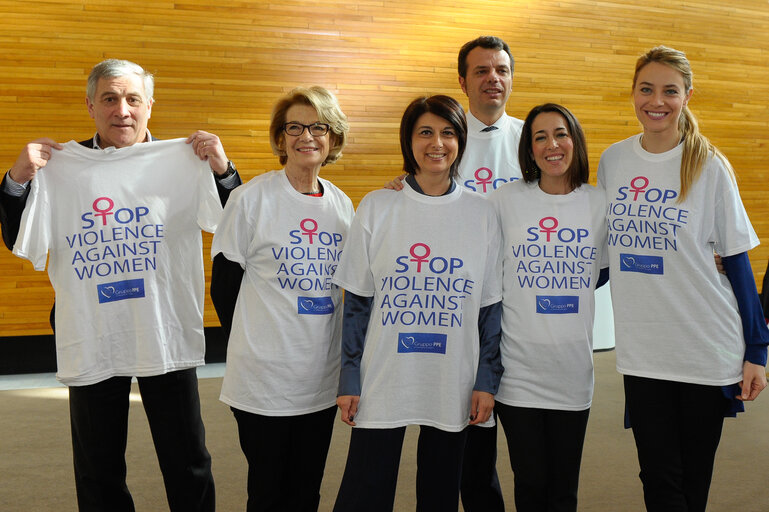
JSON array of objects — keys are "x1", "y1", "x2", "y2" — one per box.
[
  {"x1": 469, "y1": 391, "x2": 494, "y2": 425},
  {"x1": 337, "y1": 395, "x2": 360, "y2": 426},
  {"x1": 384, "y1": 173, "x2": 406, "y2": 190},
  {"x1": 737, "y1": 361, "x2": 767, "y2": 401}
]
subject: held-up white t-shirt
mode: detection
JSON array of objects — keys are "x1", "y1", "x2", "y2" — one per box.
[
  {"x1": 213, "y1": 170, "x2": 354, "y2": 416},
  {"x1": 597, "y1": 134, "x2": 759, "y2": 385},
  {"x1": 13, "y1": 139, "x2": 223, "y2": 386},
  {"x1": 458, "y1": 111, "x2": 524, "y2": 195},
  {"x1": 332, "y1": 182, "x2": 502, "y2": 432},
  {"x1": 490, "y1": 181, "x2": 607, "y2": 411}
]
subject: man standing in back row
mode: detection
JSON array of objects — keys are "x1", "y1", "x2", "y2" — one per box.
[
  {"x1": 456, "y1": 36, "x2": 523, "y2": 196},
  {"x1": 457, "y1": 35, "x2": 523, "y2": 512}
]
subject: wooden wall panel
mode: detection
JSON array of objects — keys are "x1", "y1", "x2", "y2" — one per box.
[{"x1": 0, "y1": 0, "x2": 767, "y2": 336}]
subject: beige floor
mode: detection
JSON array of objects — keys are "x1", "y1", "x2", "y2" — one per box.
[{"x1": 1, "y1": 350, "x2": 768, "y2": 511}]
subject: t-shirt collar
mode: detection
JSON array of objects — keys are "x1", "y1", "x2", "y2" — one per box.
[{"x1": 92, "y1": 130, "x2": 152, "y2": 150}]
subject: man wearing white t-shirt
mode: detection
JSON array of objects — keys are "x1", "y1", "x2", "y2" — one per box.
[
  {"x1": 456, "y1": 36, "x2": 524, "y2": 198},
  {"x1": 456, "y1": 35, "x2": 522, "y2": 512},
  {"x1": 0, "y1": 59, "x2": 240, "y2": 512}
]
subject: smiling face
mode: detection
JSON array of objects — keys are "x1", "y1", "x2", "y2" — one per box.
[
  {"x1": 530, "y1": 111, "x2": 574, "y2": 192},
  {"x1": 86, "y1": 74, "x2": 153, "y2": 148},
  {"x1": 281, "y1": 103, "x2": 331, "y2": 172},
  {"x1": 411, "y1": 112, "x2": 459, "y2": 178},
  {"x1": 633, "y1": 61, "x2": 692, "y2": 146},
  {"x1": 458, "y1": 47, "x2": 512, "y2": 122}
]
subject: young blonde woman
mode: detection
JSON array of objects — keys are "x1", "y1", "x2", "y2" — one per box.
[{"x1": 597, "y1": 46, "x2": 768, "y2": 512}]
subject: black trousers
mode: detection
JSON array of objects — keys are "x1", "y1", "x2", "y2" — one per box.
[
  {"x1": 624, "y1": 375, "x2": 728, "y2": 512},
  {"x1": 333, "y1": 425, "x2": 468, "y2": 512},
  {"x1": 460, "y1": 416, "x2": 505, "y2": 512},
  {"x1": 68, "y1": 368, "x2": 214, "y2": 512},
  {"x1": 232, "y1": 405, "x2": 337, "y2": 512},
  {"x1": 496, "y1": 402, "x2": 590, "y2": 512}
]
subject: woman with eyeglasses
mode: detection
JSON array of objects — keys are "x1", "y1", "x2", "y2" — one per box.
[{"x1": 210, "y1": 86, "x2": 354, "y2": 511}]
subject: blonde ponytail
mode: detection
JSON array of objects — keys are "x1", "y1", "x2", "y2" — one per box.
[{"x1": 678, "y1": 105, "x2": 735, "y2": 202}]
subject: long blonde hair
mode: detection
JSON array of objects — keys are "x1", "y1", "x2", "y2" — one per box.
[{"x1": 633, "y1": 46, "x2": 735, "y2": 202}]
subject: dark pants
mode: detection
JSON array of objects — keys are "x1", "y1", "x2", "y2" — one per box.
[
  {"x1": 460, "y1": 415, "x2": 505, "y2": 512},
  {"x1": 496, "y1": 402, "x2": 590, "y2": 512},
  {"x1": 232, "y1": 405, "x2": 337, "y2": 512},
  {"x1": 624, "y1": 375, "x2": 728, "y2": 512},
  {"x1": 334, "y1": 425, "x2": 468, "y2": 512},
  {"x1": 68, "y1": 368, "x2": 214, "y2": 512}
]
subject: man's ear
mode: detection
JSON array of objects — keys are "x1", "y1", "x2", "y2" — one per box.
[
  {"x1": 458, "y1": 75, "x2": 467, "y2": 95},
  {"x1": 85, "y1": 96, "x2": 95, "y2": 119}
]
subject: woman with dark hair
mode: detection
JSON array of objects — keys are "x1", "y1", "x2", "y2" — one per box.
[
  {"x1": 332, "y1": 95, "x2": 503, "y2": 512},
  {"x1": 490, "y1": 103, "x2": 608, "y2": 512},
  {"x1": 598, "y1": 46, "x2": 767, "y2": 511}
]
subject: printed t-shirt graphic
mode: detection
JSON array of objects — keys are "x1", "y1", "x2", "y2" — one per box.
[
  {"x1": 332, "y1": 182, "x2": 502, "y2": 431},
  {"x1": 491, "y1": 181, "x2": 607, "y2": 411},
  {"x1": 213, "y1": 170, "x2": 354, "y2": 416},
  {"x1": 13, "y1": 139, "x2": 223, "y2": 386},
  {"x1": 459, "y1": 111, "x2": 524, "y2": 194},
  {"x1": 597, "y1": 134, "x2": 759, "y2": 385}
]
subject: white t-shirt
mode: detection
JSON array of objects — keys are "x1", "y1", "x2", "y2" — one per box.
[
  {"x1": 332, "y1": 182, "x2": 502, "y2": 432},
  {"x1": 597, "y1": 134, "x2": 759, "y2": 385},
  {"x1": 213, "y1": 170, "x2": 354, "y2": 416},
  {"x1": 13, "y1": 139, "x2": 223, "y2": 386},
  {"x1": 490, "y1": 181, "x2": 607, "y2": 411},
  {"x1": 458, "y1": 111, "x2": 524, "y2": 195}
]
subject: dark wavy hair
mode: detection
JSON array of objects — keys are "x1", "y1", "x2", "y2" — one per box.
[
  {"x1": 518, "y1": 103, "x2": 589, "y2": 190},
  {"x1": 399, "y1": 95, "x2": 467, "y2": 180}
]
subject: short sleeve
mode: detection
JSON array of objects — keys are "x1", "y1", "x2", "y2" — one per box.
[
  {"x1": 211, "y1": 186, "x2": 251, "y2": 267},
  {"x1": 196, "y1": 159, "x2": 224, "y2": 233},
  {"x1": 710, "y1": 158, "x2": 759, "y2": 257},
  {"x1": 332, "y1": 197, "x2": 375, "y2": 297},
  {"x1": 12, "y1": 172, "x2": 51, "y2": 271},
  {"x1": 480, "y1": 205, "x2": 503, "y2": 307}
]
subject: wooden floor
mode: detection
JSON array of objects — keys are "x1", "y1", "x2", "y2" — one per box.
[{"x1": 1, "y1": 351, "x2": 768, "y2": 511}]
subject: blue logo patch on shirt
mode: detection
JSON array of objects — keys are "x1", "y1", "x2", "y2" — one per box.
[
  {"x1": 397, "y1": 332, "x2": 447, "y2": 354},
  {"x1": 536, "y1": 295, "x2": 579, "y2": 314},
  {"x1": 97, "y1": 279, "x2": 145, "y2": 304},
  {"x1": 297, "y1": 296, "x2": 335, "y2": 315},
  {"x1": 619, "y1": 253, "x2": 664, "y2": 275}
]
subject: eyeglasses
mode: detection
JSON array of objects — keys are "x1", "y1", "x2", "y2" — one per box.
[{"x1": 283, "y1": 122, "x2": 331, "y2": 137}]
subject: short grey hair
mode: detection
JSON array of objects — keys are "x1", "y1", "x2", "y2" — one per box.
[{"x1": 86, "y1": 59, "x2": 154, "y2": 101}]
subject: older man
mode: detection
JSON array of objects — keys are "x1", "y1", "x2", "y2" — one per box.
[{"x1": 0, "y1": 59, "x2": 240, "y2": 512}]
